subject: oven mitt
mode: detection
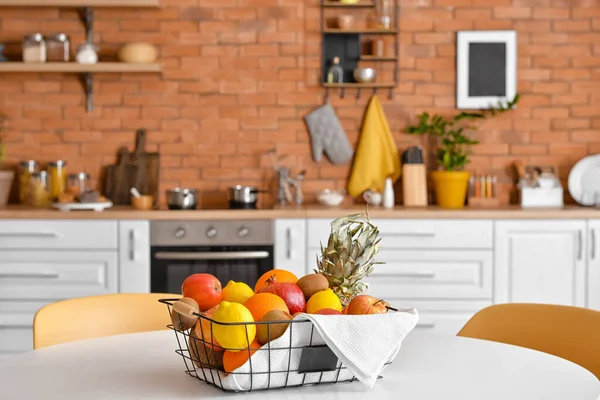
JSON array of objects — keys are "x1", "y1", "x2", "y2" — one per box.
[{"x1": 304, "y1": 103, "x2": 353, "y2": 165}]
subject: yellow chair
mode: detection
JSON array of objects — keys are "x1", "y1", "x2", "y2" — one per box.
[
  {"x1": 458, "y1": 303, "x2": 600, "y2": 380},
  {"x1": 34, "y1": 293, "x2": 180, "y2": 349}
]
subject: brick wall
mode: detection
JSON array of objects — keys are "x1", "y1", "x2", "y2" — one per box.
[{"x1": 1, "y1": 0, "x2": 599, "y2": 206}]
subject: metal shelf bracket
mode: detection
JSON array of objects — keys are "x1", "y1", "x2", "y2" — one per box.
[
  {"x1": 80, "y1": 72, "x2": 93, "y2": 112},
  {"x1": 79, "y1": 7, "x2": 94, "y2": 43}
]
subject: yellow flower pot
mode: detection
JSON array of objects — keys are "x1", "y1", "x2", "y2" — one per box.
[{"x1": 431, "y1": 170, "x2": 470, "y2": 209}]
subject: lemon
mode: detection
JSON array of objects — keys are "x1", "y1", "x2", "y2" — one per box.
[
  {"x1": 222, "y1": 281, "x2": 254, "y2": 304},
  {"x1": 306, "y1": 289, "x2": 342, "y2": 314},
  {"x1": 212, "y1": 301, "x2": 256, "y2": 352}
]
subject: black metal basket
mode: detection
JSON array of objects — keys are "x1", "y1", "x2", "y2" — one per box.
[{"x1": 160, "y1": 298, "x2": 392, "y2": 392}]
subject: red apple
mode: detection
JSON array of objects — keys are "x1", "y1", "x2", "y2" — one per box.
[
  {"x1": 315, "y1": 308, "x2": 343, "y2": 315},
  {"x1": 182, "y1": 274, "x2": 222, "y2": 311},
  {"x1": 257, "y1": 276, "x2": 306, "y2": 314},
  {"x1": 345, "y1": 295, "x2": 389, "y2": 315}
]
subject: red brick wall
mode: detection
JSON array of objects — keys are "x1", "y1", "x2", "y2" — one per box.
[{"x1": 1, "y1": 0, "x2": 599, "y2": 206}]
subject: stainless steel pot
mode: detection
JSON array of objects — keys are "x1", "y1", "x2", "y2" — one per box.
[
  {"x1": 228, "y1": 185, "x2": 260, "y2": 204},
  {"x1": 166, "y1": 188, "x2": 198, "y2": 210}
]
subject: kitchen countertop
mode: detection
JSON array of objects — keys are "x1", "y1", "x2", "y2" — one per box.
[{"x1": 0, "y1": 204, "x2": 600, "y2": 219}]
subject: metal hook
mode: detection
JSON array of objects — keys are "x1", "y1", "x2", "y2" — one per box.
[
  {"x1": 355, "y1": 88, "x2": 361, "y2": 100},
  {"x1": 388, "y1": 88, "x2": 394, "y2": 100},
  {"x1": 80, "y1": 73, "x2": 93, "y2": 113},
  {"x1": 324, "y1": 88, "x2": 329, "y2": 103},
  {"x1": 340, "y1": 87, "x2": 345, "y2": 99}
]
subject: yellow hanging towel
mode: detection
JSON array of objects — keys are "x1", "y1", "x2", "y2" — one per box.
[{"x1": 347, "y1": 95, "x2": 401, "y2": 197}]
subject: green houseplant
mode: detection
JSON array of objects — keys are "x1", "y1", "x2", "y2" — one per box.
[
  {"x1": 405, "y1": 95, "x2": 520, "y2": 208},
  {"x1": 0, "y1": 113, "x2": 14, "y2": 207}
]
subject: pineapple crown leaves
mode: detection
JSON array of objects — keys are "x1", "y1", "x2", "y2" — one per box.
[{"x1": 315, "y1": 212, "x2": 383, "y2": 305}]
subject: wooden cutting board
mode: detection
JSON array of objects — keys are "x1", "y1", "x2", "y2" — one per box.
[
  {"x1": 103, "y1": 129, "x2": 160, "y2": 205},
  {"x1": 130, "y1": 129, "x2": 160, "y2": 205}
]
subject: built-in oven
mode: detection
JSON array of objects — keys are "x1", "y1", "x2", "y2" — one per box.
[{"x1": 150, "y1": 220, "x2": 273, "y2": 294}]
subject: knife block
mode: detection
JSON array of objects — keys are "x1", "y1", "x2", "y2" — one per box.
[{"x1": 402, "y1": 164, "x2": 428, "y2": 207}]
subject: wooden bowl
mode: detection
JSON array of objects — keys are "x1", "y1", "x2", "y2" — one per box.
[{"x1": 131, "y1": 195, "x2": 154, "y2": 210}]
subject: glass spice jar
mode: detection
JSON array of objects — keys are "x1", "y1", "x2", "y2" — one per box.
[
  {"x1": 48, "y1": 160, "x2": 67, "y2": 200},
  {"x1": 23, "y1": 33, "x2": 46, "y2": 63},
  {"x1": 29, "y1": 171, "x2": 51, "y2": 208},
  {"x1": 18, "y1": 160, "x2": 39, "y2": 204},
  {"x1": 46, "y1": 33, "x2": 70, "y2": 62},
  {"x1": 67, "y1": 172, "x2": 90, "y2": 196}
]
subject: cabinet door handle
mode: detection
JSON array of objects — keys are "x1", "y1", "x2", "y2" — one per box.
[
  {"x1": 578, "y1": 230, "x2": 583, "y2": 261},
  {"x1": 0, "y1": 232, "x2": 61, "y2": 238},
  {"x1": 286, "y1": 228, "x2": 292, "y2": 260},
  {"x1": 129, "y1": 230, "x2": 136, "y2": 261},
  {"x1": 0, "y1": 272, "x2": 59, "y2": 279},
  {"x1": 417, "y1": 322, "x2": 436, "y2": 329},
  {"x1": 592, "y1": 229, "x2": 596, "y2": 260},
  {"x1": 382, "y1": 232, "x2": 435, "y2": 238},
  {"x1": 396, "y1": 271, "x2": 436, "y2": 278}
]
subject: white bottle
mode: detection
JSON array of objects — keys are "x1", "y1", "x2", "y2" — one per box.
[{"x1": 383, "y1": 178, "x2": 395, "y2": 209}]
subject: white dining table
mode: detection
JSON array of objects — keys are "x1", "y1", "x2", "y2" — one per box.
[{"x1": 0, "y1": 330, "x2": 598, "y2": 400}]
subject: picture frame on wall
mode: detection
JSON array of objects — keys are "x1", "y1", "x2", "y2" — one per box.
[{"x1": 456, "y1": 30, "x2": 517, "y2": 109}]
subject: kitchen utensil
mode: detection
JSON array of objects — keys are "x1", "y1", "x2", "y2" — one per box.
[
  {"x1": 363, "y1": 190, "x2": 382, "y2": 206},
  {"x1": 228, "y1": 185, "x2": 266, "y2": 209},
  {"x1": 569, "y1": 154, "x2": 600, "y2": 206},
  {"x1": 132, "y1": 195, "x2": 153, "y2": 211},
  {"x1": 130, "y1": 187, "x2": 141, "y2": 198},
  {"x1": 166, "y1": 188, "x2": 198, "y2": 210},
  {"x1": 337, "y1": 14, "x2": 354, "y2": 30},
  {"x1": 104, "y1": 147, "x2": 137, "y2": 205},
  {"x1": 353, "y1": 68, "x2": 376, "y2": 83},
  {"x1": 131, "y1": 129, "x2": 160, "y2": 206},
  {"x1": 53, "y1": 200, "x2": 113, "y2": 212},
  {"x1": 317, "y1": 189, "x2": 345, "y2": 207},
  {"x1": 402, "y1": 164, "x2": 427, "y2": 207}
]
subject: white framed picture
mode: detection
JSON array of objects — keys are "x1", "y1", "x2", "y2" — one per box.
[{"x1": 456, "y1": 30, "x2": 517, "y2": 109}]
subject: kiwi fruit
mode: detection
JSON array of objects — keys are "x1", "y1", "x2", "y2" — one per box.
[
  {"x1": 257, "y1": 310, "x2": 292, "y2": 345},
  {"x1": 188, "y1": 329, "x2": 224, "y2": 370},
  {"x1": 296, "y1": 274, "x2": 329, "y2": 301},
  {"x1": 171, "y1": 297, "x2": 199, "y2": 331}
]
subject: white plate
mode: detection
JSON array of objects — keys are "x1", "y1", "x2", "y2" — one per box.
[
  {"x1": 568, "y1": 154, "x2": 600, "y2": 206},
  {"x1": 52, "y1": 201, "x2": 113, "y2": 212}
]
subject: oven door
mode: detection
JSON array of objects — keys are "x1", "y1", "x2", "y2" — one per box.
[{"x1": 150, "y1": 245, "x2": 274, "y2": 294}]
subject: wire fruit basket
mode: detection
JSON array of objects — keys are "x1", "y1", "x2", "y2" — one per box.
[{"x1": 160, "y1": 298, "x2": 394, "y2": 392}]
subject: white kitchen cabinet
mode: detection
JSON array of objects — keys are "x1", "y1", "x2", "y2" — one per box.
[
  {"x1": 274, "y1": 219, "x2": 306, "y2": 278},
  {"x1": 495, "y1": 220, "x2": 587, "y2": 307},
  {"x1": 0, "y1": 220, "x2": 117, "y2": 250},
  {"x1": 587, "y1": 220, "x2": 600, "y2": 310},
  {"x1": 118, "y1": 221, "x2": 150, "y2": 293}
]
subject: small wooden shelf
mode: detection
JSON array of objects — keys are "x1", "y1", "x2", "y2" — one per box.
[
  {"x1": 324, "y1": 28, "x2": 399, "y2": 35},
  {"x1": 0, "y1": 62, "x2": 162, "y2": 73},
  {"x1": 360, "y1": 55, "x2": 398, "y2": 61},
  {"x1": 322, "y1": 1, "x2": 374, "y2": 7},
  {"x1": 322, "y1": 82, "x2": 395, "y2": 88},
  {"x1": 0, "y1": 0, "x2": 159, "y2": 6}
]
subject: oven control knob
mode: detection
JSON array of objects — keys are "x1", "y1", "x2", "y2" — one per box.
[
  {"x1": 205, "y1": 227, "x2": 218, "y2": 238},
  {"x1": 238, "y1": 227, "x2": 250, "y2": 238},
  {"x1": 174, "y1": 228, "x2": 186, "y2": 239}
]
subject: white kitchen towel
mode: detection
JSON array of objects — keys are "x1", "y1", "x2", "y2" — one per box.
[{"x1": 196, "y1": 308, "x2": 419, "y2": 391}]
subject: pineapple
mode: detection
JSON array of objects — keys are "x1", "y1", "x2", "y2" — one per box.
[{"x1": 316, "y1": 212, "x2": 383, "y2": 306}]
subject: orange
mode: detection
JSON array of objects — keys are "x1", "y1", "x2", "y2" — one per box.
[
  {"x1": 244, "y1": 293, "x2": 289, "y2": 322},
  {"x1": 254, "y1": 269, "x2": 298, "y2": 293},
  {"x1": 223, "y1": 339, "x2": 261, "y2": 373}
]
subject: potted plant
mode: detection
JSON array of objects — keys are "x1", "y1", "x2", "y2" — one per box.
[
  {"x1": 405, "y1": 95, "x2": 520, "y2": 209},
  {"x1": 0, "y1": 113, "x2": 14, "y2": 207}
]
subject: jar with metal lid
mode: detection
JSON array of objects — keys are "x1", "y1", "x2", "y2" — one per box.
[
  {"x1": 48, "y1": 160, "x2": 67, "y2": 200},
  {"x1": 23, "y1": 33, "x2": 46, "y2": 63},
  {"x1": 67, "y1": 172, "x2": 90, "y2": 196},
  {"x1": 46, "y1": 33, "x2": 70, "y2": 62},
  {"x1": 29, "y1": 171, "x2": 51, "y2": 208},
  {"x1": 18, "y1": 160, "x2": 39, "y2": 204}
]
